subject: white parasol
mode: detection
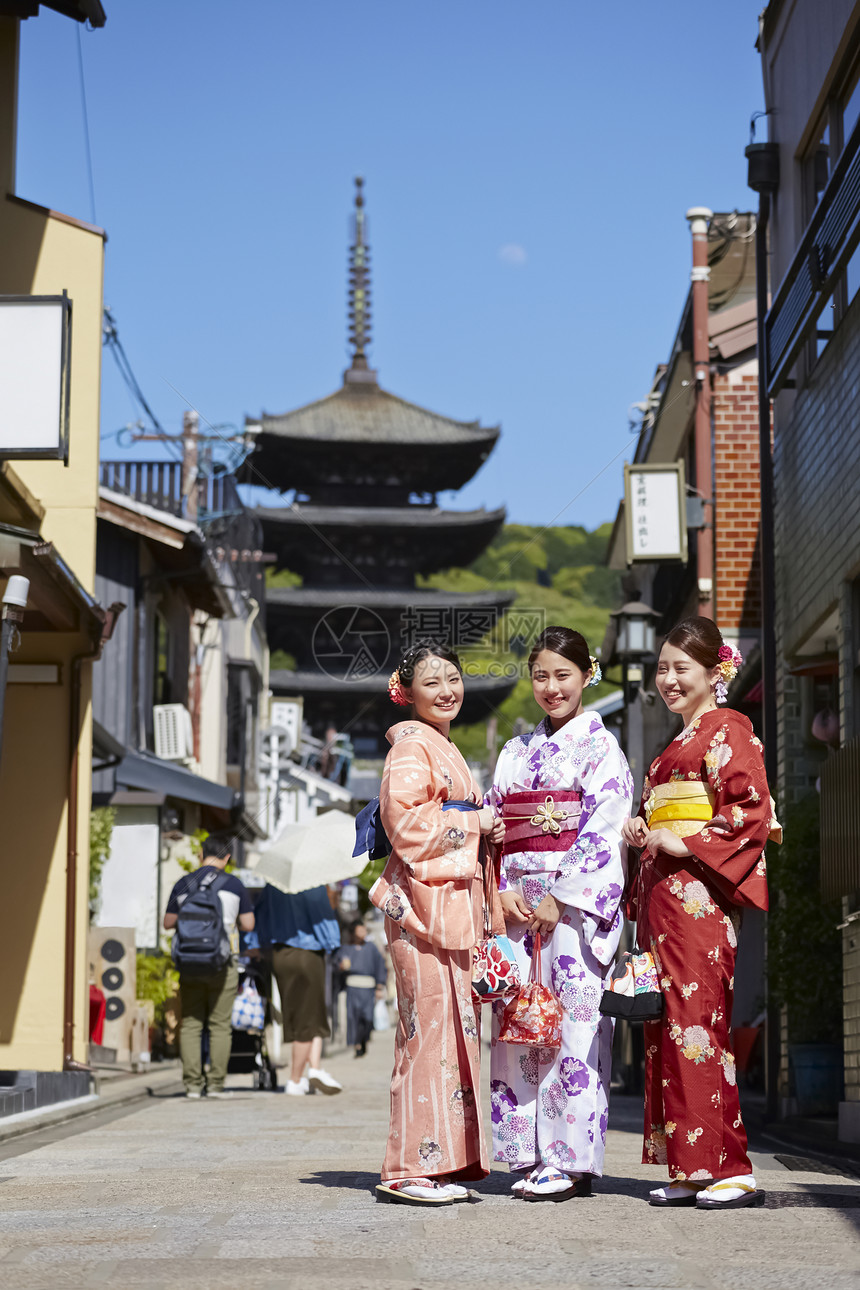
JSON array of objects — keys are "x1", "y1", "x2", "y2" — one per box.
[{"x1": 253, "y1": 810, "x2": 360, "y2": 895}]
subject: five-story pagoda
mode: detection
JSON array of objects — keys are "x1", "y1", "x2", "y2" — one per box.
[{"x1": 242, "y1": 179, "x2": 515, "y2": 758}]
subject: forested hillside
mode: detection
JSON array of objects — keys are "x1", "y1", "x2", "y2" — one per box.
[{"x1": 418, "y1": 521, "x2": 621, "y2": 762}]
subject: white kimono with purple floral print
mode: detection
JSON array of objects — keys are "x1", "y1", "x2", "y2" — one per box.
[{"x1": 487, "y1": 710, "x2": 632, "y2": 1176}]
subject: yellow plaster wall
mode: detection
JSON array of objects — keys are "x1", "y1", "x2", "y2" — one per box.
[{"x1": 0, "y1": 166, "x2": 105, "y2": 1069}]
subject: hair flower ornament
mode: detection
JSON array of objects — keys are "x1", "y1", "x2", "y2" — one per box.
[
  {"x1": 388, "y1": 668, "x2": 409, "y2": 707},
  {"x1": 715, "y1": 644, "x2": 743, "y2": 705},
  {"x1": 587, "y1": 655, "x2": 602, "y2": 687}
]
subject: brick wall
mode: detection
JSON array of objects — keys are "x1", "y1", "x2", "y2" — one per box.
[{"x1": 713, "y1": 364, "x2": 762, "y2": 633}]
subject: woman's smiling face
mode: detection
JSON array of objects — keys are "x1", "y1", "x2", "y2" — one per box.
[
  {"x1": 403, "y1": 654, "x2": 464, "y2": 725},
  {"x1": 530, "y1": 649, "x2": 589, "y2": 727},
  {"x1": 655, "y1": 642, "x2": 719, "y2": 722}
]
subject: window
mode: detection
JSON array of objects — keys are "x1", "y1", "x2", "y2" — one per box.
[
  {"x1": 804, "y1": 59, "x2": 860, "y2": 373},
  {"x1": 153, "y1": 612, "x2": 171, "y2": 706}
]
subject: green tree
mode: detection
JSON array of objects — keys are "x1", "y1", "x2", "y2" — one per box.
[{"x1": 89, "y1": 807, "x2": 116, "y2": 923}]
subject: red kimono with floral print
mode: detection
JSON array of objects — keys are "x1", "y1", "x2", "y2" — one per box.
[{"x1": 632, "y1": 708, "x2": 770, "y2": 1182}]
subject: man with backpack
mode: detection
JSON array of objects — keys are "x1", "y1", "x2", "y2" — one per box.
[{"x1": 163, "y1": 835, "x2": 254, "y2": 1099}]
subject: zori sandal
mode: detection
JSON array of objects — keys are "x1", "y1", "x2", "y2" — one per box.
[
  {"x1": 649, "y1": 1182, "x2": 705, "y2": 1207},
  {"x1": 696, "y1": 1179, "x2": 765, "y2": 1210},
  {"x1": 435, "y1": 1176, "x2": 473, "y2": 1203},
  {"x1": 375, "y1": 1178, "x2": 454, "y2": 1206},
  {"x1": 511, "y1": 1168, "x2": 540, "y2": 1196},
  {"x1": 523, "y1": 1166, "x2": 592, "y2": 1202}
]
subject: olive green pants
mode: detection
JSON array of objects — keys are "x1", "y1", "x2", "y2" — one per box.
[{"x1": 179, "y1": 962, "x2": 239, "y2": 1093}]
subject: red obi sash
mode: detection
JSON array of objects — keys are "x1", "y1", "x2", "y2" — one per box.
[{"x1": 501, "y1": 790, "x2": 582, "y2": 855}]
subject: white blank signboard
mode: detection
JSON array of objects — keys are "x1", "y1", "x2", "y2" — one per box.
[
  {"x1": 625, "y1": 464, "x2": 686, "y2": 561},
  {"x1": 0, "y1": 298, "x2": 67, "y2": 458}
]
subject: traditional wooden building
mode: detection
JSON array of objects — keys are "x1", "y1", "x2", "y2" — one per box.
[{"x1": 242, "y1": 179, "x2": 514, "y2": 757}]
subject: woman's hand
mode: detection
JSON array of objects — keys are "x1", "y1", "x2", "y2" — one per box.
[
  {"x1": 500, "y1": 889, "x2": 531, "y2": 924},
  {"x1": 643, "y1": 827, "x2": 691, "y2": 859},
  {"x1": 488, "y1": 816, "x2": 506, "y2": 846},
  {"x1": 478, "y1": 806, "x2": 503, "y2": 836},
  {"x1": 528, "y1": 893, "x2": 563, "y2": 938},
  {"x1": 621, "y1": 816, "x2": 648, "y2": 848}
]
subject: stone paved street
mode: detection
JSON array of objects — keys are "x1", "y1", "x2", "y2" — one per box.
[{"x1": 1, "y1": 1035, "x2": 859, "y2": 1290}]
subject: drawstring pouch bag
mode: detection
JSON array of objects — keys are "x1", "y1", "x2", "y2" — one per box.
[
  {"x1": 599, "y1": 949, "x2": 663, "y2": 1022},
  {"x1": 231, "y1": 977, "x2": 266, "y2": 1032},
  {"x1": 439, "y1": 800, "x2": 521, "y2": 1004},
  {"x1": 497, "y1": 932, "x2": 563, "y2": 1048}
]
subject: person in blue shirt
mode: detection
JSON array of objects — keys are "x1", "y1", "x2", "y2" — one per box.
[
  {"x1": 338, "y1": 920, "x2": 388, "y2": 1058},
  {"x1": 255, "y1": 882, "x2": 343, "y2": 1096}
]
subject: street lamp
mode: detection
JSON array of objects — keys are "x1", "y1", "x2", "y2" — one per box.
[
  {"x1": 608, "y1": 598, "x2": 660, "y2": 727},
  {"x1": 610, "y1": 599, "x2": 660, "y2": 664}
]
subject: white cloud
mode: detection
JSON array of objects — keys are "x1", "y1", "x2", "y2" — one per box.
[{"x1": 498, "y1": 243, "x2": 528, "y2": 266}]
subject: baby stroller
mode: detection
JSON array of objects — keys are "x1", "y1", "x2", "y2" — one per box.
[{"x1": 228, "y1": 962, "x2": 277, "y2": 1091}]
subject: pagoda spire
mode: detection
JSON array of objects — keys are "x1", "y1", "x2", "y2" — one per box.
[{"x1": 345, "y1": 177, "x2": 377, "y2": 385}]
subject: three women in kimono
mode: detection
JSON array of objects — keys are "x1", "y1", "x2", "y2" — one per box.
[
  {"x1": 370, "y1": 642, "x2": 506, "y2": 1206},
  {"x1": 621, "y1": 616, "x2": 772, "y2": 1210},
  {"x1": 488, "y1": 626, "x2": 633, "y2": 1200}
]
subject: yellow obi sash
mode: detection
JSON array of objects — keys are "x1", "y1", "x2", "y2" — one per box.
[{"x1": 644, "y1": 781, "x2": 715, "y2": 839}]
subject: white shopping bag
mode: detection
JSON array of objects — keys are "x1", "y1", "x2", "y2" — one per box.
[{"x1": 373, "y1": 998, "x2": 391, "y2": 1031}]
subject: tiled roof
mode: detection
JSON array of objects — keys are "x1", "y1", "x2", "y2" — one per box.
[
  {"x1": 255, "y1": 504, "x2": 506, "y2": 529},
  {"x1": 253, "y1": 380, "x2": 499, "y2": 447}
]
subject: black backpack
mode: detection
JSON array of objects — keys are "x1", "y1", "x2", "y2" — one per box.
[{"x1": 171, "y1": 870, "x2": 232, "y2": 976}]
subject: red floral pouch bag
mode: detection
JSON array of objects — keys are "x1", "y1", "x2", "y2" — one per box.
[{"x1": 497, "y1": 932, "x2": 563, "y2": 1049}]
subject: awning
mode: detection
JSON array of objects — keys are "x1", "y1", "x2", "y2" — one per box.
[
  {"x1": 0, "y1": 523, "x2": 108, "y2": 636},
  {"x1": 114, "y1": 748, "x2": 239, "y2": 813}
]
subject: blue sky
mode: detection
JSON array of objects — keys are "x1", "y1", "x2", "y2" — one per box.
[{"x1": 17, "y1": 2, "x2": 765, "y2": 530}]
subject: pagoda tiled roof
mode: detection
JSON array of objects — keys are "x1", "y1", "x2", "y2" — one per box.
[
  {"x1": 255, "y1": 504, "x2": 505, "y2": 529},
  {"x1": 269, "y1": 669, "x2": 517, "y2": 699},
  {"x1": 253, "y1": 380, "x2": 499, "y2": 448},
  {"x1": 265, "y1": 586, "x2": 514, "y2": 609}
]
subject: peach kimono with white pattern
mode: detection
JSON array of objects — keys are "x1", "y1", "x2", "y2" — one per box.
[{"x1": 370, "y1": 720, "x2": 490, "y2": 1182}]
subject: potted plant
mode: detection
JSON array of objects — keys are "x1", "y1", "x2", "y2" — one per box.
[{"x1": 768, "y1": 792, "x2": 843, "y2": 1115}]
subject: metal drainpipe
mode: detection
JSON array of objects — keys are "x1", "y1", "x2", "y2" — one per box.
[
  {"x1": 687, "y1": 207, "x2": 715, "y2": 619},
  {"x1": 63, "y1": 605, "x2": 124, "y2": 1072},
  {"x1": 755, "y1": 193, "x2": 781, "y2": 1123}
]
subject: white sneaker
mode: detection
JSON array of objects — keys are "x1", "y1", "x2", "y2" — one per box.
[
  {"x1": 286, "y1": 1077, "x2": 310, "y2": 1096},
  {"x1": 307, "y1": 1066, "x2": 342, "y2": 1095},
  {"x1": 184, "y1": 1091, "x2": 202, "y2": 1100}
]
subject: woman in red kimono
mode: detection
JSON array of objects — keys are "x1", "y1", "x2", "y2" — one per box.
[{"x1": 622, "y1": 617, "x2": 774, "y2": 1211}]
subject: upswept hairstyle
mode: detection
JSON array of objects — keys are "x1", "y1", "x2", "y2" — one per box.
[
  {"x1": 527, "y1": 625, "x2": 592, "y2": 675},
  {"x1": 397, "y1": 641, "x2": 463, "y2": 687},
  {"x1": 662, "y1": 616, "x2": 723, "y2": 670}
]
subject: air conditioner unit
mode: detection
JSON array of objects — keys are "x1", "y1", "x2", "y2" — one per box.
[{"x1": 153, "y1": 704, "x2": 194, "y2": 762}]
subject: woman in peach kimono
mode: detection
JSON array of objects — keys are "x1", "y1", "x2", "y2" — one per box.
[{"x1": 371, "y1": 643, "x2": 505, "y2": 1207}]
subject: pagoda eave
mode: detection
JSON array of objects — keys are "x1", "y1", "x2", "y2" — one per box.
[
  {"x1": 238, "y1": 433, "x2": 497, "y2": 495},
  {"x1": 265, "y1": 586, "x2": 515, "y2": 611},
  {"x1": 270, "y1": 669, "x2": 518, "y2": 724},
  {"x1": 258, "y1": 504, "x2": 506, "y2": 578}
]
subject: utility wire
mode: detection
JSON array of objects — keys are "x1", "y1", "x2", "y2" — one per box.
[
  {"x1": 103, "y1": 309, "x2": 184, "y2": 464},
  {"x1": 75, "y1": 26, "x2": 97, "y2": 227}
]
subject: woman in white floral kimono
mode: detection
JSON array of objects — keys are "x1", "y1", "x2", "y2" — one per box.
[
  {"x1": 488, "y1": 626, "x2": 633, "y2": 1201},
  {"x1": 371, "y1": 642, "x2": 505, "y2": 1207}
]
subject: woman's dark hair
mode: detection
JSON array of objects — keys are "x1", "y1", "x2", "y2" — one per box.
[
  {"x1": 397, "y1": 640, "x2": 462, "y2": 687},
  {"x1": 527, "y1": 625, "x2": 591, "y2": 675},
  {"x1": 663, "y1": 616, "x2": 723, "y2": 670}
]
